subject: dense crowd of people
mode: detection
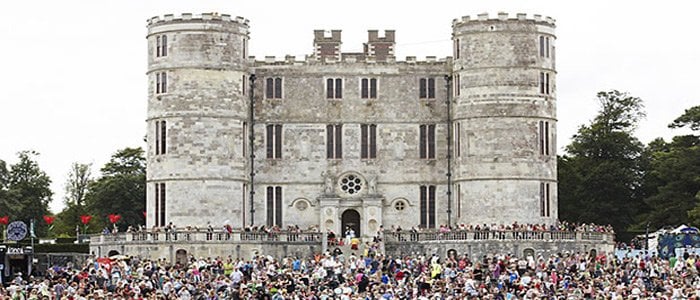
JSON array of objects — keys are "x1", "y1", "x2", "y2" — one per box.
[
  {"x1": 118, "y1": 221, "x2": 613, "y2": 237},
  {"x1": 1, "y1": 241, "x2": 699, "y2": 299}
]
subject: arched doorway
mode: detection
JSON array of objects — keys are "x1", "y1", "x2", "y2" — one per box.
[
  {"x1": 175, "y1": 249, "x2": 188, "y2": 266},
  {"x1": 589, "y1": 249, "x2": 597, "y2": 258},
  {"x1": 341, "y1": 209, "x2": 361, "y2": 238}
]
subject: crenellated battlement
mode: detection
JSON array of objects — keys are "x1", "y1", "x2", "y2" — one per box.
[
  {"x1": 147, "y1": 12, "x2": 249, "y2": 27},
  {"x1": 452, "y1": 12, "x2": 555, "y2": 27},
  {"x1": 249, "y1": 54, "x2": 450, "y2": 66}
]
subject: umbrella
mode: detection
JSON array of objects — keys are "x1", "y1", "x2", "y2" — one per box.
[{"x1": 680, "y1": 227, "x2": 699, "y2": 234}]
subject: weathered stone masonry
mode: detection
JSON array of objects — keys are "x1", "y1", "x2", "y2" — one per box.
[{"x1": 145, "y1": 12, "x2": 557, "y2": 237}]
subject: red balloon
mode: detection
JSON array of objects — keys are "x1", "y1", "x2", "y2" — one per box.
[
  {"x1": 43, "y1": 215, "x2": 56, "y2": 225},
  {"x1": 80, "y1": 215, "x2": 92, "y2": 225},
  {"x1": 108, "y1": 214, "x2": 121, "y2": 224}
]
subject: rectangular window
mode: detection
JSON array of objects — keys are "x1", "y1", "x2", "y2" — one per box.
[
  {"x1": 454, "y1": 74, "x2": 460, "y2": 97},
  {"x1": 545, "y1": 73, "x2": 550, "y2": 94},
  {"x1": 420, "y1": 185, "x2": 436, "y2": 228},
  {"x1": 265, "y1": 77, "x2": 283, "y2": 99},
  {"x1": 455, "y1": 122, "x2": 461, "y2": 158},
  {"x1": 155, "y1": 183, "x2": 166, "y2": 227},
  {"x1": 242, "y1": 75, "x2": 246, "y2": 95},
  {"x1": 454, "y1": 39, "x2": 460, "y2": 59},
  {"x1": 266, "y1": 78, "x2": 273, "y2": 98},
  {"x1": 540, "y1": 182, "x2": 551, "y2": 217},
  {"x1": 539, "y1": 120, "x2": 550, "y2": 156},
  {"x1": 242, "y1": 121, "x2": 247, "y2": 158},
  {"x1": 242, "y1": 183, "x2": 247, "y2": 227},
  {"x1": 155, "y1": 72, "x2": 167, "y2": 94},
  {"x1": 539, "y1": 72, "x2": 550, "y2": 95},
  {"x1": 546, "y1": 183, "x2": 550, "y2": 217},
  {"x1": 457, "y1": 184, "x2": 461, "y2": 218},
  {"x1": 326, "y1": 124, "x2": 342, "y2": 159},
  {"x1": 545, "y1": 37, "x2": 551, "y2": 58},
  {"x1": 156, "y1": 35, "x2": 167, "y2": 57},
  {"x1": 539, "y1": 36, "x2": 545, "y2": 57},
  {"x1": 419, "y1": 124, "x2": 436, "y2": 159},
  {"x1": 242, "y1": 37, "x2": 247, "y2": 59},
  {"x1": 155, "y1": 120, "x2": 166, "y2": 155},
  {"x1": 156, "y1": 36, "x2": 161, "y2": 57},
  {"x1": 361, "y1": 78, "x2": 377, "y2": 99},
  {"x1": 419, "y1": 77, "x2": 436, "y2": 99},
  {"x1": 326, "y1": 78, "x2": 343, "y2": 99},
  {"x1": 266, "y1": 186, "x2": 283, "y2": 227},
  {"x1": 275, "y1": 78, "x2": 282, "y2": 98},
  {"x1": 266, "y1": 124, "x2": 283, "y2": 159},
  {"x1": 154, "y1": 183, "x2": 159, "y2": 226},
  {"x1": 155, "y1": 121, "x2": 160, "y2": 155},
  {"x1": 360, "y1": 124, "x2": 377, "y2": 159}
]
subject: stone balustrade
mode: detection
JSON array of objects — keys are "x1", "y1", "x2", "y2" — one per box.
[
  {"x1": 90, "y1": 230, "x2": 323, "y2": 245},
  {"x1": 88, "y1": 229, "x2": 614, "y2": 261},
  {"x1": 383, "y1": 230, "x2": 613, "y2": 243}
]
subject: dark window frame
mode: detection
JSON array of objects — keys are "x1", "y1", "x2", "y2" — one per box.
[
  {"x1": 326, "y1": 124, "x2": 343, "y2": 159},
  {"x1": 360, "y1": 124, "x2": 377, "y2": 159},
  {"x1": 266, "y1": 124, "x2": 283, "y2": 159},
  {"x1": 419, "y1": 77, "x2": 436, "y2": 99},
  {"x1": 266, "y1": 186, "x2": 283, "y2": 227},
  {"x1": 419, "y1": 124, "x2": 436, "y2": 159},
  {"x1": 420, "y1": 185, "x2": 436, "y2": 228}
]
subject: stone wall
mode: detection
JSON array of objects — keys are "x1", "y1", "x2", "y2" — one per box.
[
  {"x1": 384, "y1": 239, "x2": 614, "y2": 261},
  {"x1": 144, "y1": 12, "x2": 559, "y2": 234},
  {"x1": 452, "y1": 13, "x2": 557, "y2": 225}
]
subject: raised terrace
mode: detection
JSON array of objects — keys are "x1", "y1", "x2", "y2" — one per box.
[{"x1": 90, "y1": 229, "x2": 614, "y2": 263}]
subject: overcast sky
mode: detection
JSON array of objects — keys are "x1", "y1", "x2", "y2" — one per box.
[{"x1": 1, "y1": 0, "x2": 697, "y2": 213}]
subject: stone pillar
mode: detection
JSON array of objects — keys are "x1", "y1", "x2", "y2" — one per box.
[
  {"x1": 318, "y1": 197, "x2": 341, "y2": 235},
  {"x1": 362, "y1": 196, "x2": 383, "y2": 240}
]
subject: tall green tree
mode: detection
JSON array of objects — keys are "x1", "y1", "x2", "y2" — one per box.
[
  {"x1": 558, "y1": 91, "x2": 646, "y2": 233},
  {"x1": 661, "y1": 105, "x2": 700, "y2": 227},
  {"x1": 85, "y1": 147, "x2": 146, "y2": 232},
  {"x1": 6, "y1": 151, "x2": 52, "y2": 234},
  {"x1": 641, "y1": 135, "x2": 700, "y2": 228},
  {"x1": 65, "y1": 162, "x2": 92, "y2": 207},
  {"x1": 0, "y1": 160, "x2": 11, "y2": 217},
  {"x1": 53, "y1": 162, "x2": 93, "y2": 236}
]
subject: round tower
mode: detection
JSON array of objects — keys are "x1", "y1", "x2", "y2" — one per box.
[
  {"x1": 146, "y1": 13, "x2": 250, "y2": 228},
  {"x1": 452, "y1": 13, "x2": 557, "y2": 225}
]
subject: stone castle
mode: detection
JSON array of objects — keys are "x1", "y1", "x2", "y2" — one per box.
[{"x1": 146, "y1": 12, "x2": 557, "y2": 238}]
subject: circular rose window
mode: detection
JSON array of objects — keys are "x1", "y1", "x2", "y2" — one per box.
[{"x1": 339, "y1": 174, "x2": 363, "y2": 195}]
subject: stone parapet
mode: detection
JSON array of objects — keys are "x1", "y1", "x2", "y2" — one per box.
[
  {"x1": 89, "y1": 229, "x2": 613, "y2": 263},
  {"x1": 384, "y1": 230, "x2": 615, "y2": 259},
  {"x1": 147, "y1": 13, "x2": 249, "y2": 27}
]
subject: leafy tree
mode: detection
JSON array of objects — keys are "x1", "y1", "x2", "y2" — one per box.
[
  {"x1": 641, "y1": 135, "x2": 700, "y2": 228},
  {"x1": 558, "y1": 91, "x2": 646, "y2": 233},
  {"x1": 6, "y1": 151, "x2": 52, "y2": 235},
  {"x1": 84, "y1": 148, "x2": 146, "y2": 232},
  {"x1": 662, "y1": 104, "x2": 700, "y2": 227},
  {"x1": 65, "y1": 162, "x2": 92, "y2": 207},
  {"x1": 0, "y1": 160, "x2": 11, "y2": 216},
  {"x1": 669, "y1": 105, "x2": 700, "y2": 131},
  {"x1": 52, "y1": 163, "x2": 93, "y2": 236}
]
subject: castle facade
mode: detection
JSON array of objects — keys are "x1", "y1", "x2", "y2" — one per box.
[{"x1": 145, "y1": 12, "x2": 557, "y2": 237}]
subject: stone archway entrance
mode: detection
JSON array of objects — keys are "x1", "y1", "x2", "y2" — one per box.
[
  {"x1": 341, "y1": 209, "x2": 361, "y2": 238},
  {"x1": 175, "y1": 249, "x2": 188, "y2": 265}
]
